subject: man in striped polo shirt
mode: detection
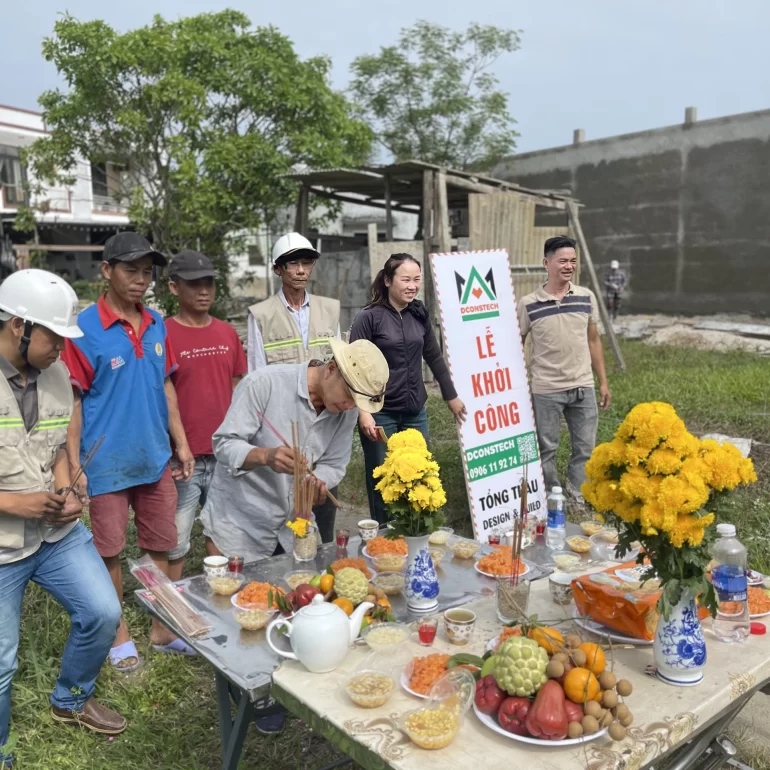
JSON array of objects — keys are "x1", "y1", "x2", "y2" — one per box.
[{"x1": 518, "y1": 236, "x2": 612, "y2": 508}]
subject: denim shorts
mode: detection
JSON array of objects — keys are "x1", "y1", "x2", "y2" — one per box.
[{"x1": 169, "y1": 455, "x2": 216, "y2": 560}]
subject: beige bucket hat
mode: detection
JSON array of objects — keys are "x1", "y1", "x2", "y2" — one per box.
[{"x1": 329, "y1": 339, "x2": 389, "y2": 413}]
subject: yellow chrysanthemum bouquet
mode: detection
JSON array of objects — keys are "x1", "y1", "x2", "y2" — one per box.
[
  {"x1": 373, "y1": 429, "x2": 447, "y2": 537},
  {"x1": 582, "y1": 402, "x2": 756, "y2": 617}
]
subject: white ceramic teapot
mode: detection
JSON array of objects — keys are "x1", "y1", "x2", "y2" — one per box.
[{"x1": 266, "y1": 595, "x2": 374, "y2": 673}]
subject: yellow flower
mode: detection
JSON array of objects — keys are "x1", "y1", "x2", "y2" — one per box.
[
  {"x1": 286, "y1": 518, "x2": 310, "y2": 537},
  {"x1": 387, "y1": 429, "x2": 428, "y2": 453},
  {"x1": 646, "y1": 447, "x2": 683, "y2": 475}
]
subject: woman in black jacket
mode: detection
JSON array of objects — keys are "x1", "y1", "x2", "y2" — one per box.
[{"x1": 350, "y1": 253, "x2": 466, "y2": 524}]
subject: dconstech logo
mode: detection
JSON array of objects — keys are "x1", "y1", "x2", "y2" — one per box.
[{"x1": 455, "y1": 266, "x2": 499, "y2": 322}]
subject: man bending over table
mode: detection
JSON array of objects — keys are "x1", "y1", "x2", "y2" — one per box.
[{"x1": 201, "y1": 338, "x2": 388, "y2": 562}]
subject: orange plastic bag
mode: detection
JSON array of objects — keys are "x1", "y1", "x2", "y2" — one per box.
[{"x1": 571, "y1": 562, "x2": 709, "y2": 641}]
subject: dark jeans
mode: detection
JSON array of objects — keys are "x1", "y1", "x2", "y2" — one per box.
[
  {"x1": 360, "y1": 407, "x2": 430, "y2": 525},
  {"x1": 532, "y1": 388, "x2": 598, "y2": 499},
  {"x1": 313, "y1": 487, "x2": 338, "y2": 544}
]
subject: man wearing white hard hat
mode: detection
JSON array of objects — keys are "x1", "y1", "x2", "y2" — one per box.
[
  {"x1": 0, "y1": 270, "x2": 125, "y2": 768},
  {"x1": 603, "y1": 259, "x2": 627, "y2": 321},
  {"x1": 247, "y1": 232, "x2": 342, "y2": 543}
]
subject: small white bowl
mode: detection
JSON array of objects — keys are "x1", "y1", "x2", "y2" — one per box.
[
  {"x1": 358, "y1": 519, "x2": 379, "y2": 541},
  {"x1": 549, "y1": 573, "x2": 574, "y2": 605},
  {"x1": 203, "y1": 555, "x2": 230, "y2": 579}
]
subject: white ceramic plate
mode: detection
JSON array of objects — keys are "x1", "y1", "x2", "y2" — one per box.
[
  {"x1": 751, "y1": 610, "x2": 770, "y2": 619},
  {"x1": 747, "y1": 570, "x2": 765, "y2": 586},
  {"x1": 571, "y1": 608, "x2": 653, "y2": 646},
  {"x1": 474, "y1": 561, "x2": 531, "y2": 579},
  {"x1": 361, "y1": 543, "x2": 405, "y2": 562},
  {"x1": 473, "y1": 703, "x2": 609, "y2": 746},
  {"x1": 400, "y1": 669, "x2": 430, "y2": 700}
]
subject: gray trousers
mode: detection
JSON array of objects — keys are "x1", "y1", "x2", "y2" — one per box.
[{"x1": 533, "y1": 388, "x2": 598, "y2": 498}]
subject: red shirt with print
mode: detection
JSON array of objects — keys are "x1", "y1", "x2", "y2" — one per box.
[{"x1": 165, "y1": 317, "x2": 247, "y2": 457}]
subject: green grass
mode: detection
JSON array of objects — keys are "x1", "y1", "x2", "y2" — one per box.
[{"x1": 8, "y1": 339, "x2": 770, "y2": 768}]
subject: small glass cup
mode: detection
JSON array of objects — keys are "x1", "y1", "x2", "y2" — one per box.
[
  {"x1": 496, "y1": 576, "x2": 531, "y2": 624},
  {"x1": 488, "y1": 530, "x2": 501, "y2": 546},
  {"x1": 418, "y1": 617, "x2": 439, "y2": 646},
  {"x1": 336, "y1": 528, "x2": 350, "y2": 548}
]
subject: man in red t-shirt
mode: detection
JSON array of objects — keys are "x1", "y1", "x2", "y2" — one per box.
[{"x1": 165, "y1": 252, "x2": 247, "y2": 580}]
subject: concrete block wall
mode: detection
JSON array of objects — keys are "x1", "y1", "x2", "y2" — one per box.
[
  {"x1": 490, "y1": 109, "x2": 770, "y2": 316},
  {"x1": 307, "y1": 246, "x2": 371, "y2": 335}
]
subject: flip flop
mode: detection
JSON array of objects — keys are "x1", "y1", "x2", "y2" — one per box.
[
  {"x1": 109, "y1": 640, "x2": 141, "y2": 673},
  {"x1": 152, "y1": 638, "x2": 197, "y2": 657}
]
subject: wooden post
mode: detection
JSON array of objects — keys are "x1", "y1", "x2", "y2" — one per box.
[
  {"x1": 294, "y1": 185, "x2": 310, "y2": 235},
  {"x1": 421, "y1": 171, "x2": 440, "y2": 368},
  {"x1": 567, "y1": 202, "x2": 626, "y2": 372},
  {"x1": 435, "y1": 169, "x2": 451, "y2": 254},
  {"x1": 384, "y1": 174, "x2": 393, "y2": 241}
]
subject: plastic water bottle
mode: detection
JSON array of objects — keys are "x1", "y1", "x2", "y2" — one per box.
[
  {"x1": 546, "y1": 486, "x2": 567, "y2": 551},
  {"x1": 711, "y1": 523, "x2": 750, "y2": 643}
]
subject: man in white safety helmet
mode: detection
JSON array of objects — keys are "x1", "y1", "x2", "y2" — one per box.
[
  {"x1": 603, "y1": 259, "x2": 627, "y2": 322},
  {"x1": 0, "y1": 270, "x2": 125, "y2": 768},
  {"x1": 246, "y1": 232, "x2": 342, "y2": 543}
]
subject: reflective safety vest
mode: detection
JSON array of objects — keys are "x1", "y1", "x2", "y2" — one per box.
[
  {"x1": 0, "y1": 360, "x2": 74, "y2": 555},
  {"x1": 249, "y1": 293, "x2": 340, "y2": 366}
]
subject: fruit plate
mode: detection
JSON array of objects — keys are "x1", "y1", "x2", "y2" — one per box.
[
  {"x1": 400, "y1": 669, "x2": 430, "y2": 700},
  {"x1": 474, "y1": 561, "x2": 531, "y2": 579},
  {"x1": 571, "y1": 608, "x2": 653, "y2": 646},
  {"x1": 473, "y1": 703, "x2": 609, "y2": 745}
]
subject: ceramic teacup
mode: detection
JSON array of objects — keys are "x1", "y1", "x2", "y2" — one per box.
[
  {"x1": 443, "y1": 608, "x2": 476, "y2": 646},
  {"x1": 203, "y1": 555, "x2": 229, "y2": 579},
  {"x1": 358, "y1": 519, "x2": 379, "y2": 542},
  {"x1": 549, "y1": 572, "x2": 574, "y2": 606}
]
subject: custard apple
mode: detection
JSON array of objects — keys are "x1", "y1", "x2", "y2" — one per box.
[
  {"x1": 493, "y1": 636, "x2": 549, "y2": 697},
  {"x1": 334, "y1": 568, "x2": 369, "y2": 606}
]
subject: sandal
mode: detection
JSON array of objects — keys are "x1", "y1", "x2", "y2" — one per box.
[
  {"x1": 152, "y1": 638, "x2": 197, "y2": 656},
  {"x1": 109, "y1": 640, "x2": 141, "y2": 673}
]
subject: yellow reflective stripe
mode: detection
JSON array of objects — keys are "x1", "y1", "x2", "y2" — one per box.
[
  {"x1": 263, "y1": 338, "x2": 302, "y2": 350},
  {"x1": 34, "y1": 422, "x2": 71, "y2": 431},
  {"x1": 0, "y1": 420, "x2": 24, "y2": 427},
  {"x1": 308, "y1": 338, "x2": 331, "y2": 346}
]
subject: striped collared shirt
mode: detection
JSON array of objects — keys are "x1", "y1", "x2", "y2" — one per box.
[{"x1": 518, "y1": 283, "x2": 600, "y2": 394}]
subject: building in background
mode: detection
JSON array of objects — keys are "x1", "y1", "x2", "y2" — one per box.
[
  {"x1": 0, "y1": 104, "x2": 131, "y2": 281},
  {"x1": 490, "y1": 107, "x2": 770, "y2": 316}
]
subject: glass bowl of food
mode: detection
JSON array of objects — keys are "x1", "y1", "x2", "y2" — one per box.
[
  {"x1": 449, "y1": 540, "x2": 480, "y2": 559},
  {"x1": 403, "y1": 705, "x2": 461, "y2": 749},
  {"x1": 373, "y1": 553, "x2": 406, "y2": 573},
  {"x1": 283, "y1": 570, "x2": 320, "y2": 591},
  {"x1": 429, "y1": 548, "x2": 444, "y2": 568},
  {"x1": 360, "y1": 621, "x2": 411, "y2": 653},
  {"x1": 344, "y1": 669, "x2": 396, "y2": 708},
  {"x1": 590, "y1": 532, "x2": 641, "y2": 562},
  {"x1": 428, "y1": 526, "x2": 454, "y2": 546},
  {"x1": 566, "y1": 535, "x2": 592, "y2": 554},
  {"x1": 550, "y1": 551, "x2": 582, "y2": 571},
  {"x1": 580, "y1": 520, "x2": 605, "y2": 536},
  {"x1": 233, "y1": 602, "x2": 276, "y2": 631},
  {"x1": 373, "y1": 571, "x2": 406, "y2": 597},
  {"x1": 207, "y1": 573, "x2": 245, "y2": 596}
]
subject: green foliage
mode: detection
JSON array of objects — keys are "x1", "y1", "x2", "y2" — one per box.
[
  {"x1": 349, "y1": 20, "x2": 520, "y2": 169},
  {"x1": 383, "y1": 498, "x2": 445, "y2": 539},
  {"x1": 70, "y1": 279, "x2": 107, "y2": 303},
  {"x1": 24, "y1": 11, "x2": 373, "y2": 308}
]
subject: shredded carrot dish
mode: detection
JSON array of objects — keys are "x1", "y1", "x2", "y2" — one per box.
[
  {"x1": 330, "y1": 558, "x2": 372, "y2": 579},
  {"x1": 476, "y1": 550, "x2": 526, "y2": 576},
  {"x1": 408, "y1": 654, "x2": 450, "y2": 695},
  {"x1": 236, "y1": 582, "x2": 284, "y2": 608},
  {"x1": 494, "y1": 626, "x2": 523, "y2": 650},
  {"x1": 721, "y1": 587, "x2": 770, "y2": 616},
  {"x1": 366, "y1": 536, "x2": 408, "y2": 556}
]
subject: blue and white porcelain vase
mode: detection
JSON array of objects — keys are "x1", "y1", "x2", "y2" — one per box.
[
  {"x1": 404, "y1": 535, "x2": 439, "y2": 612},
  {"x1": 653, "y1": 589, "x2": 707, "y2": 686}
]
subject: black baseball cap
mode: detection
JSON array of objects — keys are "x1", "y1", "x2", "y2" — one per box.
[
  {"x1": 169, "y1": 251, "x2": 217, "y2": 281},
  {"x1": 103, "y1": 232, "x2": 167, "y2": 267}
]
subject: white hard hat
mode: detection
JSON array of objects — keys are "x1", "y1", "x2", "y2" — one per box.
[
  {"x1": 0, "y1": 269, "x2": 83, "y2": 338},
  {"x1": 271, "y1": 233, "x2": 320, "y2": 266},
  {"x1": 610, "y1": 260, "x2": 619, "y2": 269}
]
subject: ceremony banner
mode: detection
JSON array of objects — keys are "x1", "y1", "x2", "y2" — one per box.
[{"x1": 429, "y1": 249, "x2": 546, "y2": 541}]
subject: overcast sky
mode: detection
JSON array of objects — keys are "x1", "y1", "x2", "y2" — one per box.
[{"x1": 3, "y1": 0, "x2": 768, "y2": 154}]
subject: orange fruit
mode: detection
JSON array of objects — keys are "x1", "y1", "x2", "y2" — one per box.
[
  {"x1": 578, "y1": 643, "x2": 606, "y2": 675},
  {"x1": 319, "y1": 574, "x2": 334, "y2": 593},
  {"x1": 528, "y1": 627, "x2": 564, "y2": 655},
  {"x1": 332, "y1": 598, "x2": 354, "y2": 616},
  {"x1": 563, "y1": 667, "x2": 601, "y2": 704},
  {"x1": 377, "y1": 598, "x2": 391, "y2": 610}
]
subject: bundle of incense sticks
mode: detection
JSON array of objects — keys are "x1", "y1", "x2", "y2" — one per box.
[
  {"x1": 511, "y1": 466, "x2": 529, "y2": 585},
  {"x1": 291, "y1": 422, "x2": 315, "y2": 520}
]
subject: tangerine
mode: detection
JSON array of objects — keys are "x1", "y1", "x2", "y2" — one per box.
[
  {"x1": 319, "y1": 574, "x2": 334, "y2": 593},
  {"x1": 528, "y1": 626, "x2": 564, "y2": 655},
  {"x1": 578, "y1": 642, "x2": 606, "y2": 675},
  {"x1": 563, "y1": 667, "x2": 601, "y2": 704},
  {"x1": 332, "y1": 597, "x2": 354, "y2": 616}
]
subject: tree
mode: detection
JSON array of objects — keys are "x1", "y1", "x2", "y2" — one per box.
[
  {"x1": 349, "y1": 20, "x2": 520, "y2": 170},
  {"x1": 24, "y1": 11, "x2": 372, "y2": 308}
]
